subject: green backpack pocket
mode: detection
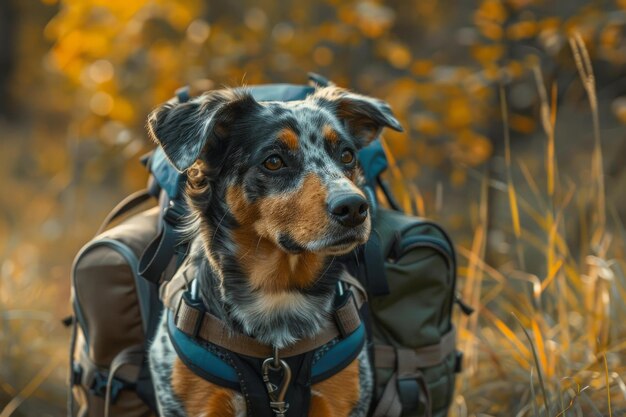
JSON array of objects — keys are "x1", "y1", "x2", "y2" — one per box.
[{"x1": 367, "y1": 208, "x2": 466, "y2": 417}]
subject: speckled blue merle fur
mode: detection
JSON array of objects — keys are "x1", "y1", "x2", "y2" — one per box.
[{"x1": 147, "y1": 85, "x2": 402, "y2": 416}]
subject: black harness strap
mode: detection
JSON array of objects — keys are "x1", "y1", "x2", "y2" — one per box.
[
  {"x1": 138, "y1": 200, "x2": 185, "y2": 283},
  {"x1": 229, "y1": 352, "x2": 314, "y2": 417}
]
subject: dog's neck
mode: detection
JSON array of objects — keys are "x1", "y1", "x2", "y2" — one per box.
[{"x1": 189, "y1": 230, "x2": 341, "y2": 349}]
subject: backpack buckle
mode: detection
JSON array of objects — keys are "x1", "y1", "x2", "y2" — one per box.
[
  {"x1": 175, "y1": 86, "x2": 191, "y2": 103},
  {"x1": 454, "y1": 351, "x2": 464, "y2": 373},
  {"x1": 89, "y1": 371, "x2": 131, "y2": 404},
  {"x1": 163, "y1": 200, "x2": 186, "y2": 224},
  {"x1": 396, "y1": 375, "x2": 420, "y2": 412},
  {"x1": 70, "y1": 363, "x2": 83, "y2": 386}
]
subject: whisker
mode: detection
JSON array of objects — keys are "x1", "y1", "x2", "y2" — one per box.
[{"x1": 211, "y1": 211, "x2": 229, "y2": 245}]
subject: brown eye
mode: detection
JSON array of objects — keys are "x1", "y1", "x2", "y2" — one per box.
[
  {"x1": 341, "y1": 149, "x2": 355, "y2": 165},
  {"x1": 263, "y1": 155, "x2": 284, "y2": 171}
]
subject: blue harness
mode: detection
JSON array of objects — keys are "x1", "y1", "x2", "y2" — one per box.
[{"x1": 167, "y1": 286, "x2": 366, "y2": 417}]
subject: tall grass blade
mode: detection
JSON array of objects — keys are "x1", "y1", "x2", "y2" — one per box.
[
  {"x1": 603, "y1": 354, "x2": 613, "y2": 417},
  {"x1": 569, "y1": 32, "x2": 606, "y2": 242},
  {"x1": 579, "y1": 390, "x2": 606, "y2": 417},
  {"x1": 530, "y1": 366, "x2": 540, "y2": 417},
  {"x1": 499, "y1": 85, "x2": 524, "y2": 270},
  {"x1": 513, "y1": 313, "x2": 552, "y2": 414},
  {"x1": 0, "y1": 356, "x2": 61, "y2": 417}
]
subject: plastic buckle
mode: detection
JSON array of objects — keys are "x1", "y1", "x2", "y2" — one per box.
[
  {"x1": 70, "y1": 363, "x2": 83, "y2": 386},
  {"x1": 107, "y1": 378, "x2": 126, "y2": 404},
  {"x1": 454, "y1": 351, "x2": 464, "y2": 373},
  {"x1": 396, "y1": 376, "x2": 420, "y2": 412},
  {"x1": 89, "y1": 372, "x2": 107, "y2": 397},
  {"x1": 89, "y1": 371, "x2": 130, "y2": 404},
  {"x1": 162, "y1": 200, "x2": 186, "y2": 224},
  {"x1": 175, "y1": 86, "x2": 191, "y2": 103},
  {"x1": 307, "y1": 72, "x2": 330, "y2": 87}
]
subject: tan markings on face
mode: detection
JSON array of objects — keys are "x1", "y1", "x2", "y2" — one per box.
[
  {"x1": 225, "y1": 175, "x2": 330, "y2": 292},
  {"x1": 323, "y1": 124, "x2": 339, "y2": 145},
  {"x1": 308, "y1": 358, "x2": 360, "y2": 416},
  {"x1": 256, "y1": 173, "x2": 331, "y2": 245},
  {"x1": 172, "y1": 357, "x2": 242, "y2": 417},
  {"x1": 277, "y1": 127, "x2": 299, "y2": 150}
]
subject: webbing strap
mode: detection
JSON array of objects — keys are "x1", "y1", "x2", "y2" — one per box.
[
  {"x1": 67, "y1": 314, "x2": 79, "y2": 417},
  {"x1": 138, "y1": 200, "x2": 185, "y2": 283},
  {"x1": 372, "y1": 330, "x2": 457, "y2": 417},
  {"x1": 362, "y1": 230, "x2": 389, "y2": 296},
  {"x1": 371, "y1": 351, "x2": 433, "y2": 417},
  {"x1": 374, "y1": 327, "x2": 457, "y2": 369},
  {"x1": 397, "y1": 349, "x2": 432, "y2": 416},
  {"x1": 372, "y1": 372, "x2": 403, "y2": 417},
  {"x1": 104, "y1": 345, "x2": 144, "y2": 417},
  {"x1": 174, "y1": 289, "x2": 362, "y2": 359},
  {"x1": 339, "y1": 272, "x2": 368, "y2": 303}
]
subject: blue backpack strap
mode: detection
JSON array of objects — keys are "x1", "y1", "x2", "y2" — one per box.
[
  {"x1": 357, "y1": 139, "x2": 388, "y2": 189},
  {"x1": 245, "y1": 84, "x2": 315, "y2": 101},
  {"x1": 149, "y1": 146, "x2": 187, "y2": 201}
]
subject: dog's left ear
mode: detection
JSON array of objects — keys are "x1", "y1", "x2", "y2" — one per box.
[
  {"x1": 147, "y1": 89, "x2": 260, "y2": 172},
  {"x1": 311, "y1": 86, "x2": 403, "y2": 146}
]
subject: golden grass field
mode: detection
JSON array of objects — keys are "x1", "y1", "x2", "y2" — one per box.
[{"x1": 1, "y1": 1, "x2": 625, "y2": 416}]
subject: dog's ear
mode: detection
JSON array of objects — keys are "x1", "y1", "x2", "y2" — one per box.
[
  {"x1": 147, "y1": 89, "x2": 260, "y2": 172},
  {"x1": 311, "y1": 86, "x2": 403, "y2": 146}
]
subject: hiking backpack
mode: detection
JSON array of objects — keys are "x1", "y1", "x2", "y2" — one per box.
[{"x1": 68, "y1": 74, "x2": 471, "y2": 417}]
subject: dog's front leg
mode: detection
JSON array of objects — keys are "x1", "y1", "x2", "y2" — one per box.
[
  {"x1": 309, "y1": 346, "x2": 373, "y2": 417},
  {"x1": 170, "y1": 358, "x2": 246, "y2": 417}
]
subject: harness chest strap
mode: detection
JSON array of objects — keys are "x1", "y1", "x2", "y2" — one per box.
[{"x1": 173, "y1": 287, "x2": 364, "y2": 359}]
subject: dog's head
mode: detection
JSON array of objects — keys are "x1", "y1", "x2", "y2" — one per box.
[{"x1": 148, "y1": 85, "x2": 401, "y2": 278}]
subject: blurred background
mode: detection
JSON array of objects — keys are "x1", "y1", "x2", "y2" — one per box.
[{"x1": 1, "y1": 0, "x2": 626, "y2": 416}]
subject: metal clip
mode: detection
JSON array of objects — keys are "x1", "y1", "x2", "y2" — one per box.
[{"x1": 262, "y1": 348, "x2": 291, "y2": 417}]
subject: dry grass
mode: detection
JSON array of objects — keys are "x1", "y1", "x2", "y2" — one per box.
[
  {"x1": 0, "y1": 32, "x2": 625, "y2": 417},
  {"x1": 444, "y1": 37, "x2": 626, "y2": 417}
]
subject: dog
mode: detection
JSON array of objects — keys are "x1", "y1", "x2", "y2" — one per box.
[{"x1": 147, "y1": 85, "x2": 402, "y2": 417}]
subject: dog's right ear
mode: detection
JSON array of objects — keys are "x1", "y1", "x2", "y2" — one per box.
[{"x1": 147, "y1": 89, "x2": 260, "y2": 172}]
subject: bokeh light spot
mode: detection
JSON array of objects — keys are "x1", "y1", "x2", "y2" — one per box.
[
  {"x1": 187, "y1": 19, "x2": 211, "y2": 44},
  {"x1": 245, "y1": 8, "x2": 268, "y2": 31},
  {"x1": 90, "y1": 92, "x2": 114, "y2": 116},
  {"x1": 313, "y1": 46, "x2": 334, "y2": 66},
  {"x1": 88, "y1": 59, "x2": 114, "y2": 84}
]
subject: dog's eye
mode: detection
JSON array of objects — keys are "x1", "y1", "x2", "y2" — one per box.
[
  {"x1": 263, "y1": 155, "x2": 285, "y2": 171},
  {"x1": 340, "y1": 149, "x2": 355, "y2": 165}
]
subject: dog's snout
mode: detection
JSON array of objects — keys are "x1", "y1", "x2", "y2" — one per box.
[{"x1": 328, "y1": 193, "x2": 369, "y2": 227}]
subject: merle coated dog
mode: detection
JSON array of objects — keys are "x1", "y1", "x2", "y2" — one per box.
[{"x1": 148, "y1": 85, "x2": 402, "y2": 417}]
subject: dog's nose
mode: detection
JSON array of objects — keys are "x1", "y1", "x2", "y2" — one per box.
[{"x1": 328, "y1": 193, "x2": 369, "y2": 227}]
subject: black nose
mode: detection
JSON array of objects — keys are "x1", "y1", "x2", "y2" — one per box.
[{"x1": 328, "y1": 193, "x2": 369, "y2": 227}]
